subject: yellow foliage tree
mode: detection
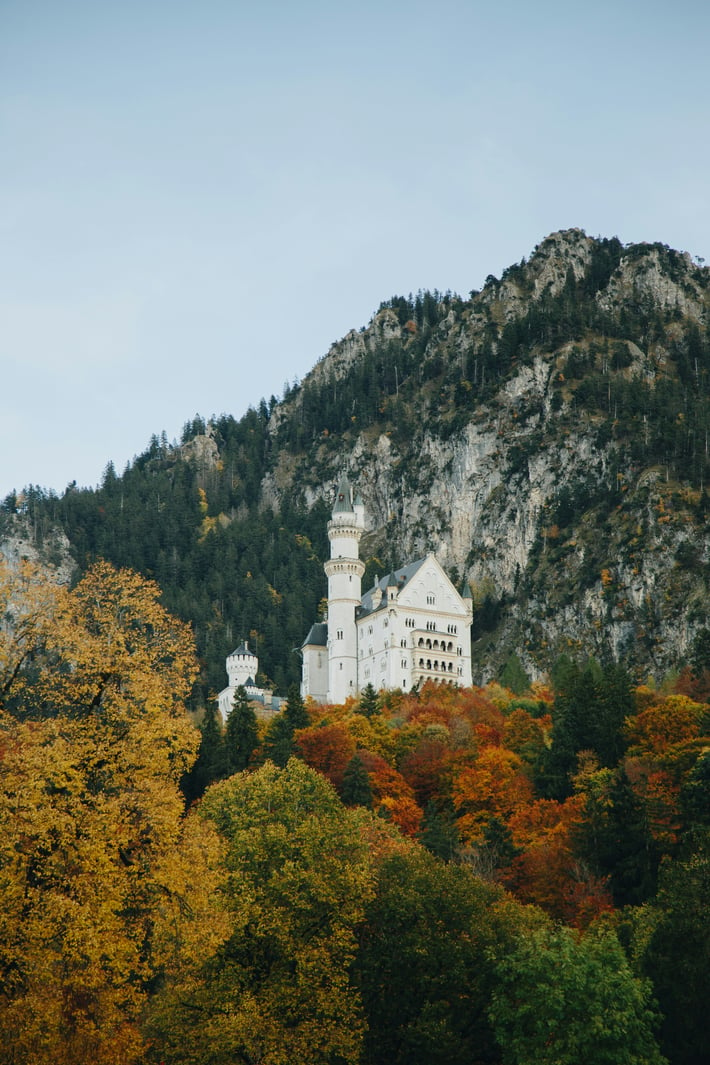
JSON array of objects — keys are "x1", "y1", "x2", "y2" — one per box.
[{"x1": 0, "y1": 560, "x2": 227, "y2": 1065}]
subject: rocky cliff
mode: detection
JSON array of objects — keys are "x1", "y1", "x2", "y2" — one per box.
[{"x1": 262, "y1": 229, "x2": 710, "y2": 682}]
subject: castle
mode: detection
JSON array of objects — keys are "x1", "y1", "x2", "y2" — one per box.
[
  {"x1": 301, "y1": 474, "x2": 473, "y2": 703},
  {"x1": 217, "y1": 641, "x2": 284, "y2": 720}
]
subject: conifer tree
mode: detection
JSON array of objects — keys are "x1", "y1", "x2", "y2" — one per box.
[
  {"x1": 225, "y1": 685, "x2": 258, "y2": 774},
  {"x1": 263, "y1": 711, "x2": 295, "y2": 768},
  {"x1": 358, "y1": 682, "x2": 379, "y2": 717},
  {"x1": 185, "y1": 703, "x2": 227, "y2": 799},
  {"x1": 284, "y1": 682, "x2": 309, "y2": 731},
  {"x1": 341, "y1": 753, "x2": 373, "y2": 809}
]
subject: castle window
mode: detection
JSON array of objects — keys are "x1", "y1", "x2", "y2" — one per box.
[
  {"x1": 339, "y1": 663, "x2": 343, "y2": 670},
  {"x1": 426, "y1": 594, "x2": 436, "y2": 605},
  {"x1": 400, "y1": 639, "x2": 406, "y2": 647},
  {"x1": 337, "y1": 629, "x2": 343, "y2": 640}
]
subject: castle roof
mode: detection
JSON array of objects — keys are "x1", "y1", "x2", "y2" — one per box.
[
  {"x1": 359, "y1": 557, "x2": 428, "y2": 616},
  {"x1": 230, "y1": 641, "x2": 256, "y2": 658},
  {"x1": 301, "y1": 622, "x2": 328, "y2": 648},
  {"x1": 332, "y1": 473, "x2": 353, "y2": 514}
]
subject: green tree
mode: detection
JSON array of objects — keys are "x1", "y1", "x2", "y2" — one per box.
[
  {"x1": 341, "y1": 753, "x2": 373, "y2": 808},
  {"x1": 637, "y1": 836, "x2": 710, "y2": 1065},
  {"x1": 225, "y1": 685, "x2": 258, "y2": 773},
  {"x1": 146, "y1": 760, "x2": 374, "y2": 1065},
  {"x1": 262, "y1": 709, "x2": 295, "y2": 767},
  {"x1": 358, "y1": 682, "x2": 380, "y2": 717},
  {"x1": 355, "y1": 847, "x2": 502, "y2": 1065},
  {"x1": 184, "y1": 702, "x2": 227, "y2": 799},
  {"x1": 542, "y1": 660, "x2": 633, "y2": 797},
  {"x1": 418, "y1": 801, "x2": 460, "y2": 861},
  {"x1": 284, "y1": 681, "x2": 309, "y2": 731},
  {"x1": 489, "y1": 923, "x2": 667, "y2": 1065}
]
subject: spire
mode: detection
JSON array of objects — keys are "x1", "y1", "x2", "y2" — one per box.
[{"x1": 332, "y1": 472, "x2": 353, "y2": 514}]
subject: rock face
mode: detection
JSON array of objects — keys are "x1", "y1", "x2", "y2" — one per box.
[
  {"x1": 0, "y1": 512, "x2": 76, "y2": 586},
  {"x1": 266, "y1": 230, "x2": 710, "y2": 682}
]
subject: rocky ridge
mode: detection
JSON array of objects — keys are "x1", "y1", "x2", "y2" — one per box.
[{"x1": 263, "y1": 229, "x2": 710, "y2": 681}]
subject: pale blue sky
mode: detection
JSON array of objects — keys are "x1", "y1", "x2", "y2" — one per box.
[{"x1": 2, "y1": 0, "x2": 709, "y2": 498}]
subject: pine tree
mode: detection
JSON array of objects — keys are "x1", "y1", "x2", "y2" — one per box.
[
  {"x1": 284, "y1": 682, "x2": 309, "y2": 731},
  {"x1": 341, "y1": 754, "x2": 373, "y2": 809},
  {"x1": 358, "y1": 683, "x2": 379, "y2": 717},
  {"x1": 263, "y1": 712, "x2": 295, "y2": 768},
  {"x1": 225, "y1": 685, "x2": 259, "y2": 774},
  {"x1": 184, "y1": 703, "x2": 227, "y2": 800}
]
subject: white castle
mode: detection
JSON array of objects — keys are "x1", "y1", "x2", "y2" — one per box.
[
  {"x1": 301, "y1": 474, "x2": 473, "y2": 703},
  {"x1": 217, "y1": 641, "x2": 284, "y2": 720}
]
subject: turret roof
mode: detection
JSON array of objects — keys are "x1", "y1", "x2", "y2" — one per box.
[
  {"x1": 332, "y1": 473, "x2": 353, "y2": 514},
  {"x1": 301, "y1": 622, "x2": 328, "y2": 648},
  {"x1": 231, "y1": 641, "x2": 256, "y2": 658}
]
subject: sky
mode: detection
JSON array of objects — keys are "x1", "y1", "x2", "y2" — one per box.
[{"x1": 2, "y1": 0, "x2": 709, "y2": 499}]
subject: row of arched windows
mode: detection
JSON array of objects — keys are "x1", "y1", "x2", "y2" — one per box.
[
  {"x1": 417, "y1": 637, "x2": 454, "y2": 652},
  {"x1": 418, "y1": 658, "x2": 455, "y2": 674}
]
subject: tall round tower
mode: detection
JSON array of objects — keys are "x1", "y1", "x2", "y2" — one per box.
[{"x1": 324, "y1": 473, "x2": 365, "y2": 703}]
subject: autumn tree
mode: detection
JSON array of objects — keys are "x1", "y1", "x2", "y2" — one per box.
[
  {"x1": 147, "y1": 759, "x2": 375, "y2": 1065},
  {"x1": 0, "y1": 560, "x2": 226, "y2": 1065}
]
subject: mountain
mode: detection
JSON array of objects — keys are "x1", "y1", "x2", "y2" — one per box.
[{"x1": 5, "y1": 229, "x2": 710, "y2": 699}]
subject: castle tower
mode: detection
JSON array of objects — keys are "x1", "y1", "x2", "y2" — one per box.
[{"x1": 324, "y1": 473, "x2": 365, "y2": 703}]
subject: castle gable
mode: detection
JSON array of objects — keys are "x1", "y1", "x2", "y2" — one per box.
[{"x1": 395, "y1": 554, "x2": 468, "y2": 617}]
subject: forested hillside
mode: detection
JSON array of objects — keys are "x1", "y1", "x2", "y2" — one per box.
[
  {"x1": 2, "y1": 558, "x2": 708, "y2": 1065},
  {"x1": 4, "y1": 228, "x2": 710, "y2": 699}
]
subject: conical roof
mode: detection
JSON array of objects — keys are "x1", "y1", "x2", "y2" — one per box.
[{"x1": 332, "y1": 472, "x2": 353, "y2": 514}]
